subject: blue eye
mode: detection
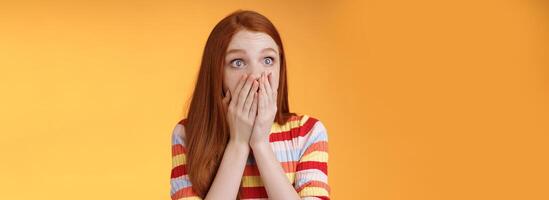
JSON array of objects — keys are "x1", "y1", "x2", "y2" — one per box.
[
  {"x1": 230, "y1": 59, "x2": 245, "y2": 68},
  {"x1": 264, "y1": 57, "x2": 274, "y2": 65}
]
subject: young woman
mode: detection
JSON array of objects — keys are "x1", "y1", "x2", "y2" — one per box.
[{"x1": 170, "y1": 10, "x2": 330, "y2": 200}]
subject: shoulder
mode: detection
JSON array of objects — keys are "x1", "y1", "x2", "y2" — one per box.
[
  {"x1": 296, "y1": 114, "x2": 328, "y2": 138},
  {"x1": 171, "y1": 118, "x2": 188, "y2": 145},
  {"x1": 271, "y1": 114, "x2": 328, "y2": 141},
  {"x1": 300, "y1": 114, "x2": 328, "y2": 139},
  {"x1": 272, "y1": 114, "x2": 321, "y2": 132},
  {"x1": 293, "y1": 114, "x2": 328, "y2": 158}
]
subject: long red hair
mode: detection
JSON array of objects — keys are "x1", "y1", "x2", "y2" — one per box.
[{"x1": 182, "y1": 10, "x2": 297, "y2": 197}]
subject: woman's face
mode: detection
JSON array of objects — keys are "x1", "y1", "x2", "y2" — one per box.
[{"x1": 223, "y1": 29, "x2": 280, "y2": 97}]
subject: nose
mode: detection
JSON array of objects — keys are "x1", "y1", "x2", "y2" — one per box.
[{"x1": 247, "y1": 65, "x2": 266, "y2": 80}]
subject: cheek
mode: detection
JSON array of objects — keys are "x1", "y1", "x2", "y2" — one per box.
[
  {"x1": 223, "y1": 71, "x2": 243, "y2": 93},
  {"x1": 275, "y1": 66, "x2": 281, "y2": 90},
  {"x1": 273, "y1": 73, "x2": 280, "y2": 92}
]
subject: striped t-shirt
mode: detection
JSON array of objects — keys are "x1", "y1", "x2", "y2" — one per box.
[{"x1": 170, "y1": 114, "x2": 330, "y2": 200}]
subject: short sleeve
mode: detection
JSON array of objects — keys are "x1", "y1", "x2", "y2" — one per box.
[
  {"x1": 294, "y1": 119, "x2": 331, "y2": 200},
  {"x1": 170, "y1": 122, "x2": 202, "y2": 200}
]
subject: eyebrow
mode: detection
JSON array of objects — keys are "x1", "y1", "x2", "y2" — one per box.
[{"x1": 226, "y1": 47, "x2": 278, "y2": 55}]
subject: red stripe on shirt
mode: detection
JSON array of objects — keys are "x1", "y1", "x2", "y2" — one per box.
[
  {"x1": 240, "y1": 186, "x2": 268, "y2": 198},
  {"x1": 296, "y1": 161, "x2": 327, "y2": 175},
  {"x1": 269, "y1": 116, "x2": 318, "y2": 142},
  {"x1": 171, "y1": 165, "x2": 187, "y2": 178},
  {"x1": 172, "y1": 144, "x2": 187, "y2": 156}
]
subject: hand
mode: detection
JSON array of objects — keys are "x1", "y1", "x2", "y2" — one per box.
[
  {"x1": 250, "y1": 71, "x2": 278, "y2": 148},
  {"x1": 223, "y1": 73, "x2": 260, "y2": 146}
]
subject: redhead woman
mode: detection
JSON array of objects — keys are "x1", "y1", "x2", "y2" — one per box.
[{"x1": 170, "y1": 10, "x2": 330, "y2": 200}]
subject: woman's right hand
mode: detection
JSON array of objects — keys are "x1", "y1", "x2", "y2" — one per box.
[{"x1": 223, "y1": 73, "x2": 259, "y2": 145}]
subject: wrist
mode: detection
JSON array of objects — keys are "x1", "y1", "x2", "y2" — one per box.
[
  {"x1": 250, "y1": 140, "x2": 270, "y2": 151},
  {"x1": 227, "y1": 140, "x2": 250, "y2": 153}
]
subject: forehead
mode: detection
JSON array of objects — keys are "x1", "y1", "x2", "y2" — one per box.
[{"x1": 227, "y1": 30, "x2": 279, "y2": 52}]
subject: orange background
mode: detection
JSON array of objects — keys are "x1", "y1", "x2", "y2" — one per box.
[{"x1": 1, "y1": 0, "x2": 548, "y2": 199}]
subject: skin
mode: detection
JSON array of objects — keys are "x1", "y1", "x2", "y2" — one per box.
[{"x1": 204, "y1": 30, "x2": 300, "y2": 199}]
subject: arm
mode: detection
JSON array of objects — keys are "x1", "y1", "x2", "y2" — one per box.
[
  {"x1": 170, "y1": 124, "x2": 201, "y2": 199},
  {"x1": 293, "y1": 120, "x2": 330, "y2": 200},
  {"x1": 170, "y1": 124, "x2": 250, "y2": 200},
  {"x1": 251, "y1": 119, "x2": 331, "y2": 200},
  {"x1": 251, "y1": 141, "x2": 301, "y2": 200},
  {"x1": 204, "y1": 141, "x2": 249, "y2": 200}
]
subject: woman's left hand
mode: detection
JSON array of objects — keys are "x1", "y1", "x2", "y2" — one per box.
[{"x1": 250, "y1": 71, "x2": 278, "y2": 148}]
